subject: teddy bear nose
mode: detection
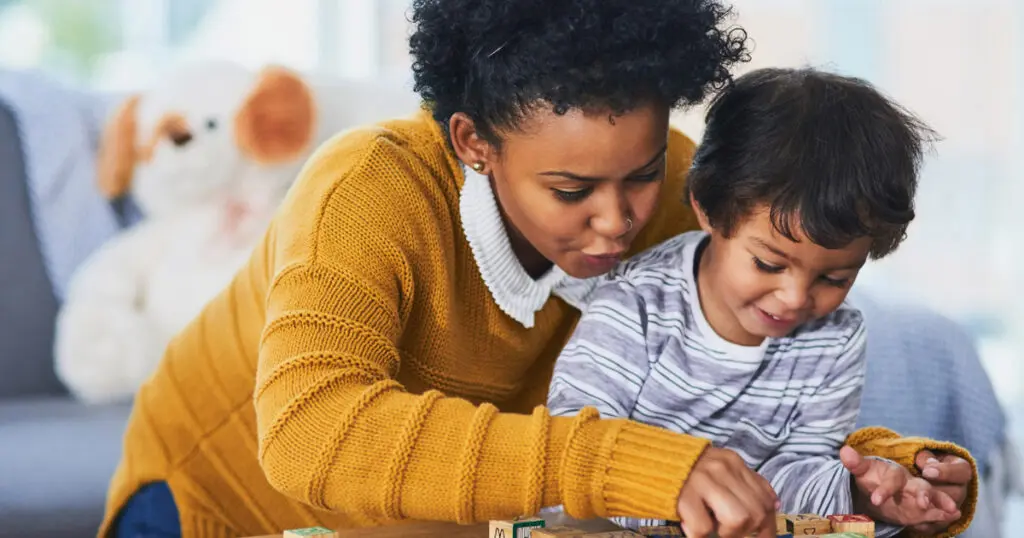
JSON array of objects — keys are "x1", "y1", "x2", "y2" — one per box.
[{"x1": 171, "y1": 131, "x2": 193, "y2": 147}]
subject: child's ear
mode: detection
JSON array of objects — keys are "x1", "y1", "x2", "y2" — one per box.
[{"x1": 688, "y1": 190, "x2": 713, "y2": 234}]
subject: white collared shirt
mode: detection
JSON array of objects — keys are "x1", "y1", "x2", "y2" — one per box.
[{"x1": 458, "y1": 165, "x2": 599, "y2": 328}]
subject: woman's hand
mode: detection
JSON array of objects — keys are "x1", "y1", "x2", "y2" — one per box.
[
  {"x1": 677, "y1": 446, "x2": 780, "y2": 538},
  {"x1": 906, "y1": 450, "x2": 973, "y2": 535}
]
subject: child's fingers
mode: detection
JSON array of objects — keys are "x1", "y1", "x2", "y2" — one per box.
[
  {"x1": 840, "y1": 445, "x2": 872, "y2": 477},
  {"x1": 931, "y1": 488, "x2": 961, "y2": 514},
  {"x1": 905, "y1": 477, "x2": 958, "y2": 513},
  {"x1": 870, "y1": 461, "x2": 906, "y2": 506},
  {"x1": 916, "y1": 489, "x2": 930, "y2": 511},
  {"x1": 920, "y1": 506, "x2": 960, "y2": 524},
  {"x1": 902, "y1": 476, "x2": 936, "y2": 500}
]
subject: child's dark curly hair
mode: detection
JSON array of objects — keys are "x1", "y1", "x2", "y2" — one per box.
[
  {"x1": 409, "y1": 0, "x2": 750, "y2": 144},
  {"x1": 688, "y1": 67, "x2": 938, "y2": 259}
]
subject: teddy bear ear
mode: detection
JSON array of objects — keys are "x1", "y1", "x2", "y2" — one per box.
[
  {"x1": 96, "y1": 94, "x2": 141, "y2": 199},
  {"x1": 234, "y1": 65, "x2": 317, "y2": 165}
]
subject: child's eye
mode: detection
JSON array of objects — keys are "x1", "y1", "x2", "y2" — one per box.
[
  {"x1": 820, "y1": 275, "x2": 851, "y2": 288},
  {"x1": 753, "y1": 257, "x2": 784, "y2": 273},
  {"x1": 553, "y1": 187, "x2": 592, "y2": 203}
]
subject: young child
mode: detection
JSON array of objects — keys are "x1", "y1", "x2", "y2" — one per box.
[{"x1": 547, "y1": 67, "x2": 957, "y2": 536}]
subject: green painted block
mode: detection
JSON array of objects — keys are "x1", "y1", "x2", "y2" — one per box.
[
  {"x1": 284, "y1": 527, "x2": 335, "y2": 537},
  {"x1": 490, "y1": 517, "x2": 546, "y2": 538}
]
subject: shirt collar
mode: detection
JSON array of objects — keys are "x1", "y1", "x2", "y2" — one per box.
[{"x1": 458, "y1": 165, "x2": 598, "y2": 328}]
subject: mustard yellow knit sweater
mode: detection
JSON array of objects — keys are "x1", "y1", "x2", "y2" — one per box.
[{"x1": 99, "y1": 109, "x2": 976, "y2": 538}]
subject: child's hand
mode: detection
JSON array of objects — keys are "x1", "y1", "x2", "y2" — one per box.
[
  {"x1": 676, "y1": 446, "x2": 780, "y2": 538},
  {"x1": 840, "y1": 445, "x2": 962, "y2": 528}
]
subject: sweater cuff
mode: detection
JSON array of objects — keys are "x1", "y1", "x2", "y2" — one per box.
[
  {"x1": 845, "y1": 426, "x2": 979, "y2": 538},
  {"x1": 560, "y1": 408, "x2": 711, "y2": 521}
]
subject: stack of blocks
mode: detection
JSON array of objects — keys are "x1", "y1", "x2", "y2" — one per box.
[
  {"x1": 280, "y1": 511, "x2": 874, "y2": 538},
  {"x1": 489, "y1": 518, "x2": 646, "y2": 538},
  {"x1": 484, "y1": 512, "x2": 875, "y2": 538},
  {"x1": 489, "y1": 517, "x2": 549, "y2": 538},
  {"x1": 769, "y1": 513, "x2": 875, "y2": 538}
]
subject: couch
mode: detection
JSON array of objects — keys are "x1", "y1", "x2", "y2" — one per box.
[{"x1": 0, "y1": 86, "x2": 132, "y2": 537}]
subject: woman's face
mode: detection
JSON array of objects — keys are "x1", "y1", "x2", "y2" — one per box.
[{"x1": 451, "y1": 103, "x2": 670, "y2": 279}]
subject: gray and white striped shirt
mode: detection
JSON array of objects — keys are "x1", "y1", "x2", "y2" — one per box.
[{"x1": 548, "y1": 231, "x2": 891, "y2": 534}]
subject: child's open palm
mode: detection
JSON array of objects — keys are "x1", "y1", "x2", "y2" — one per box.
[{"x1": 839, "y1": 446, "x2": 961, "y2": 529}]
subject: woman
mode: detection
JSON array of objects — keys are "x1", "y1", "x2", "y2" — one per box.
[{"x1": 101, "y1": 1, "x2": 976, "y2": 537}]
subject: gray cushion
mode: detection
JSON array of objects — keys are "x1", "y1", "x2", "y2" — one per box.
[
  {"x1": 0, "y1": 96, "x2": 66, "y2": 398},
  {"x1": 0, "y1": 397, "x2": 131, "y2": 537}
]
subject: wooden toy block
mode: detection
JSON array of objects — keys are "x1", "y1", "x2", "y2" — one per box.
[
  {"x1": 283, "y1": 527, "x2": 338, "y2": 538},
  {"x1": 531, "y1": 526, "x2": 589, "y2": 538},
  {"x1": 776, "y1": 513, "x2": 789, "y2": 534},
  {"x1": 826, "y1": 515, "x2": 874, "y2": 538},
  {"x1": 489, "y1": 517, "x2": 546, "y2": 538},
  {"x1": 637, "y1": 524, "x2": 683, "y2": 537},
  {"x1": 785, "y1": 513, "x2": 832, "y2": 535}
]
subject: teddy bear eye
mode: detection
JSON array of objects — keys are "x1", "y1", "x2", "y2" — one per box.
[{"x1": 206, "y1": 118, "x2": 218, "y2": 131}]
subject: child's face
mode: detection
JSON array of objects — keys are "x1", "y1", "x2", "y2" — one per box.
[{"x1": 695, "y1": 203, "x2": 872, "y2": 346}]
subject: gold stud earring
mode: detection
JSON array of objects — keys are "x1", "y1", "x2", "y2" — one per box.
[{"x1": 472, "y1": 162, "x2": 484, "y2": 172}]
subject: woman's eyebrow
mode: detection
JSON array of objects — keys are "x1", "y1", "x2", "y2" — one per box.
[{"x1": 539, "y1": 144, "x2": 668, "y2": 182}]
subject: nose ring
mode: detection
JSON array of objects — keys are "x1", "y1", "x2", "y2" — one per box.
[{"x1": 625, "y1": 217, "x2": 633, "y2": 232}]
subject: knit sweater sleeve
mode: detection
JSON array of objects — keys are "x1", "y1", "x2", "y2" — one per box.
[{"x1": 253, "y1": 130, "x2": 710, "y2": 525}]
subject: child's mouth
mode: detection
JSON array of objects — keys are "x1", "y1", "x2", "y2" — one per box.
[{"x1": 757, "y1": 307, "x2": 797, "y2": 328}]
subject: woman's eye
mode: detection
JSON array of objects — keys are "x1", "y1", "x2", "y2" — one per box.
[
  {"x1": 630, "y1": 171, "x2": 661, "y2": 182},
  {"x1": 553, "y1": 188, "x2": 592, "y2": 203}
]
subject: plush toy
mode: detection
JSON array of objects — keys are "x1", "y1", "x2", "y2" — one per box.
[{"x1": 54, "y1": 60, "x2": 340, "y2": 404}]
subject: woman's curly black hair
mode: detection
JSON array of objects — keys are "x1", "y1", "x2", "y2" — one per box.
[{"x1": 409, "y1": 0, "x2": 750, "y2": 144}]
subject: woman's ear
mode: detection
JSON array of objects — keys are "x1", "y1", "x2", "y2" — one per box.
[
  {"x1": 689, "y1": 189, "x2": 713, "y2": 234},
  {"x1": 235, "y1": 65, "x2": 317, "y2": 165},
  {"x1": 96, "y1": 94, "x2": 141, "y2": 199},
  {"x1": 448, "y1": 112, "x2": 496, "y2": 174}
]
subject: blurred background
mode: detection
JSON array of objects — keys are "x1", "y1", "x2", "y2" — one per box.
[{"x1": 0, "y1": 0, "x2": 1019, "y2": 536}]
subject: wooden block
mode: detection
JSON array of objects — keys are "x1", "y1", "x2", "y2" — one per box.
[
  {"x1": 826, "y1": 515, "x2": 874, "y2": 538},
  {"x1": 531, "y1": 526, "x2": 589, "y2": 538},
  {"x1": 785, "y1": 514, "x2": 832, "y2": 535},
  {"x1": 637, "y1": 524, "x2": 683, "y2": 537},
  {"x1": 489, "y1": 517, "x2": 546, "y2": 538},
  {"x1": 283, "y1": 527, "x2": 338, "y2": 538},
  {"x1": 776, "y1": 513, "x2": 788, "y2": 535}
]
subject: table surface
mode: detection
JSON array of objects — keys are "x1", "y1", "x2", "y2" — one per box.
[{"x1": 247, "y1": 512, "x2": 622, "y2": 537}]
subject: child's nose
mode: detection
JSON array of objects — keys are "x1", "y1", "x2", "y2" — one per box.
[{"x1": 777, "y1": 282, "x2": 811, "y2": 311}]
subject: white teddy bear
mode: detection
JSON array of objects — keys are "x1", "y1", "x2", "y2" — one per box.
[{"x1": 54, "y1": 60, "x2": 356, "y2": 404}]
